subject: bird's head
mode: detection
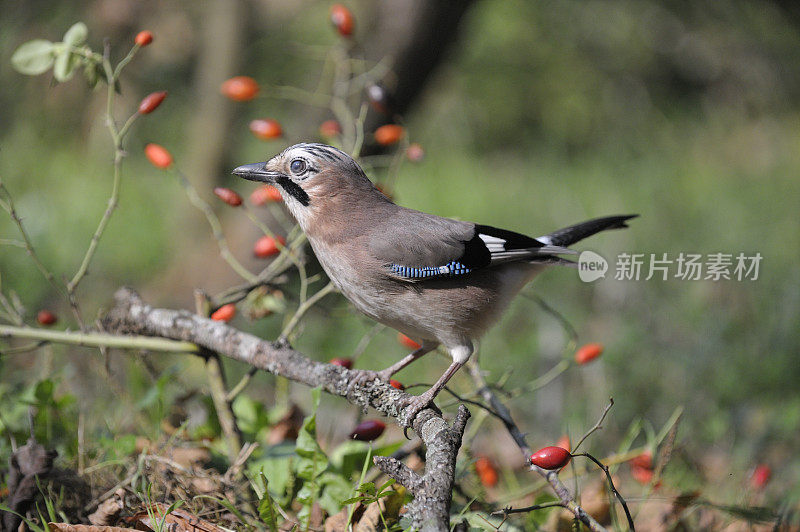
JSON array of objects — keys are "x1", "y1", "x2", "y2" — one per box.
[{"x1": 233, "y1": 143, "x2": 389, "y2": 230}]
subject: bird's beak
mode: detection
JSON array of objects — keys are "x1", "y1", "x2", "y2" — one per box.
[{"x1": 232, "y1": 162, "x2": 275, "y2": 183}]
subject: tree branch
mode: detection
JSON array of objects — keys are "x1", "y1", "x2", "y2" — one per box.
[{"x1": 100, "y1": 287, "x2": 467, "y2": 531}]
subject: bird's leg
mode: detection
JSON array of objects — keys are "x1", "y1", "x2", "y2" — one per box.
[
  {"x1": 375, "y1": 342, "x2": 437, "y2": 380},
  {"x1": 399, "y1": 360, "x2": 463, "y2": 429},
  {"x1": 348, "y1": 342, "x2": 437, "y2": 388}
]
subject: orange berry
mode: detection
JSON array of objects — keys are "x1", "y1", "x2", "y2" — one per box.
[
  {"x1": 134, "y1": 30, "x2": 153, "y2": 47},
  {"x1": 213, "y1": 187, "x2": 243, "y2": 207},
  {"x1": 389, "y1": 379, "x2": 404, "y2": 390},
  {"x1": 575, "y1": 342, "x2": 604, "y2": 365},
  {"x1": 475, "y1": 456, "x2": 499, "y2": 487},
  {"x1": 250, "y1": 185, "x2": 282, "y2": 205},
  {"x1": 397, "y1": 333, "x2": 421, "y2": 350},
  {"x1": 330, "y1": 4, "x2": 354, "y2": 37},
  {"x1": 211, "y1": 304, "x2": 236, "y2": 322},
  {"x1": 37, "y1": 310, "x2": 57, "y2": 326},
  {"x1": 530, "y1": 446, "x2": 571, "y2": 470},
  {"x1": 220, "y1": 76, "x2": 259, "y2": 101},
  {"x1": 254, "y1": 235, "x2": 286, "y2": 258},
  {"x1": 330, "y1": 357, "x2": 353, "y2": 369},
  {"x1": 138, "y1": 91, "x2": 167, "y2": 114},
  {"x1": 350, "y1": 420, "x2": 385, "y2": 441},
  {"x1": 144, "y1": 143, "x2": 173, "y2": 169},
  {"x1": 406, "y1": 143, "x2": 425, "y2": 162},
  {"x1": 750, "y1": 464, "x2": 771, "y2": 489},
  {"x1": 319, "y1": 120, "x2": 341, "y2": 138},
  {"x1": 249, "y1": 118, "x2": 282, "y2": 140},
  {"x1": 374, "y1": 124, "x2": 404, "y2": 146}
]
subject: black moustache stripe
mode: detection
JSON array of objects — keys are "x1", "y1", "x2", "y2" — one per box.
[{"x1": 276, "y1": 174, "x2": 310, "y2": 206}]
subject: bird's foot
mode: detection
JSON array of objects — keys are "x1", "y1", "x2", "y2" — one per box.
[
  {"x1": 346, "y1": 369, "x2": 392, "y2": 391},
  {"x1": 398, "y1": 392, "x2": 441, "y2": 437}
]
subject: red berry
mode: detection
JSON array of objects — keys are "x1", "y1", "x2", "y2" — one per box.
[
  {"x1": 530, "y1": 446, "x2": 571, "y2": 470},
  {"x1": 330, "y1": 357, "x2": 353, "y2": 369},
  {"x1": 37, "y1": 310, "x2": 57, "y2": 326},
  {"x1": 211, "y1": 304, "x2": 236, "y2": 322},
  {"x1": 144, "y1": 143, "x2": 173, "y2": 169},
  {"x1": 254, "y1": 235, "x2": 286, "y2": 258},
  {"x1": 406, "y1": 143, "x2": 425, "y2": 162},
  {"x1": 220, "y1": 76, "x2": 259, "y2": 101},
  {"x1": 475, "y1": 456, "x2": 499, "y2": 487},
  {"x1": 630, "y1": 451, "x2": 653, "y2": 470},
  {"x1": 213, "y1": 187, "x2": 243, "y2": 207},
  {"x1": 134, "y1": 31, "x2": 153, "y2": 47},
  {"x1": 350, "y1": 420, "x2": 385, "y2": 441},
  {"x1": 330, "y1": 4, "x2": 354, "y2": 37},
  {"x1": 575, "y1": 343, "x2": 604, "y2": 365},
  {"x1": 389, "y1": 379, "x2": 404, "y2": 390},
  {"x1": 397, "y1": 333, "x2": 421, "y2": 350},
  {"x1": 374, "y1": 124, "x2": 404, "y2": 146},
  {"x1": 631, "y1": 465, "x2": 654, "y2": 485},
  {"x1": 319, "y1": 120, "x2": 341, "y2": 138},
  {"x1": 750, "y1": 464, "x2": 771, "y2": 489},
  {"x1": 138, "y1": 91, "x2": 167, "y2": 114},
  {"x1": 249, "y1": 118, "x2": 282, "y2": 140},
  {"x1": 250, "y1": 185, "x2": 282, "y2": 205}
]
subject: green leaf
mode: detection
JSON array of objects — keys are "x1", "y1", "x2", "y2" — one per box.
[
  {"x1": 295, "y1": 387, "x2": 328, "y2": 479},
  {"x1": 62, "y1": 22, "x2": 88, "y2": 48},
  {"x1": 52, "y1": 23, "x2": 88, "y2": 83},
  {"x1": 257, "y1": 473, "x2": 280, "y2": 532},
  {"x1": 357, "y1": 482, "x2": 376, "y2": 496},
  {"x1": 11, "y1": 40, "x2": 55, "y2": 75},
  {"x1": 340, "y1": 496, "x2": 366, "y2": 505},
  {"x1": 316, "y1": 472, "x2": 353, "y2": 515},
  {"x1": 53, "y1": 47, "x2": 80, "y2": 82}
]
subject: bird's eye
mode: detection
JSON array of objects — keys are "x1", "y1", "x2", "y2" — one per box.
[{"x1": 290, "y1": 159, "x2": 307, "y2": 174}]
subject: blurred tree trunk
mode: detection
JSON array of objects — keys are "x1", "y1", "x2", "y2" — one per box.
[
  {"x1": 183, "y1": 0, "x2": 247, "y2": 193},
  {"x1": 361, "y1": 0, "x2": 477, "y2": 153}
]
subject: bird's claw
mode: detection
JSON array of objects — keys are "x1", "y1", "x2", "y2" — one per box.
[{"x1": 398, "y1": 394, "x2": 441, "y2": 438}]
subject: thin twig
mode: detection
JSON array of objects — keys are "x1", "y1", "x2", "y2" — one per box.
[
  {"x1": 0, "y1": 324, "x2": 198, "y2": 353},
  {"x1": 490, "y1": 501, "x2": 566, "y2": 517},
  {"x1": 574, "y1": 452, "x2": 635, "y2": 531},
  {"x1": 280, "y1": 281, "x2": 336, "y2": 340},
  {"x1": 174, "y1": 170, "x2": 258, "y2": 283},
  {"x1": 573, "y1": 398, "x2": 614, "y2": 454}
]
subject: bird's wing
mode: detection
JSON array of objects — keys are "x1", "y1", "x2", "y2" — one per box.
[{"x1": 369, "y1": 208, "x2": 574, "y2": 281}]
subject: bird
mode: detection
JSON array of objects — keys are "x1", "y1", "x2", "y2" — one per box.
[{"x1": 233, "y1": 143, "x2": 636, "y2": 426}]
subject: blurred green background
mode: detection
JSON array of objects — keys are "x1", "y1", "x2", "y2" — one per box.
[{"x1": 1, "y1": 0, "x2": 799, "y2": 507}]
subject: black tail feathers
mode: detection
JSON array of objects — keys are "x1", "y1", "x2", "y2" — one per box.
[{"x1": 543, "y1": 215, "x2": 638, "y2": 247}]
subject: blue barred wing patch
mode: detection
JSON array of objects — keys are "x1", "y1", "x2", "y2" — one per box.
[{"x1": 389, "y1": 261, "x2": 472, "y2": 279}]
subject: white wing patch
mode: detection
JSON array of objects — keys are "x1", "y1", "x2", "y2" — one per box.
[{"x1": 479, "y1": 233, "x2": 507, "y2": 253}]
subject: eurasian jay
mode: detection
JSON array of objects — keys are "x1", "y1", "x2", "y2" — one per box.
[{"x1": 234, "y1": 143, "x2": 635, "y2": 425}]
